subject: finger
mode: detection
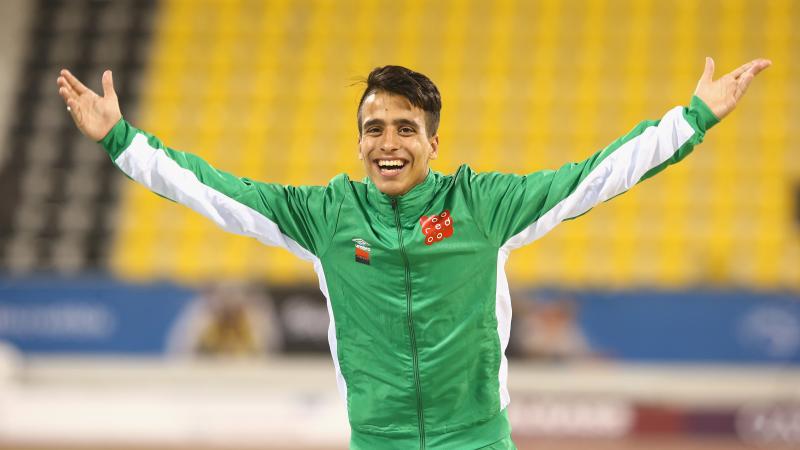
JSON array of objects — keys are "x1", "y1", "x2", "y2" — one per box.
[
  {"x1": 735, "y1": 72, "x2": 754, "y2": 100},
  {"x1": 729, "y1": 61, "x2": 754, "y2": 79},
  {"x1": 60, "y1": 69, "x2": 91, "y2": 95},
  {"x1": 58, "y1": 86, "x2": 76, "y2": 104},
  {"x1": 735, "y1": 59, "x2": 771, "y2": 98},
  {"x1": 701, "y1": 56, "x2": 715, "y2": 82},
  {"x1": 57, "y1": 77, "x2": 78, "y2": 100},
  {"x1": 733, "y1": 58, "x2": 772, "y2": 80},
  {"x1": 56, "y1": 76, "x2": 73, "y2": 94},
  {"x1": 101, "y1": 70, "x2": 116, "y2": 98},
  {"x1": 65, "y1": 98, "x2": 81, "y2": 123},
  {"x1": 745, "y1": 59, "x2": 772, "y2": 78}
]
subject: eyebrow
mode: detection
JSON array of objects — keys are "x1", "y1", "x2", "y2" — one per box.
[{"x1": 362, "y1": 118, "x2": 421, "y2": 130}]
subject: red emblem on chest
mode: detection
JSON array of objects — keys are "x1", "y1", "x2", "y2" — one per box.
[{"x1": 420, "y1": 210, "x2": 454, "y2": 245}]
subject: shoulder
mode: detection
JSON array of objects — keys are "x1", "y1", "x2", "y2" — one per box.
[
  {"x1": 449, "y1": 164, "x2": 478, "y2": 186},
  {"x1": 331, "y1": 172, "x2": 364, "y2": 193},
  {"x1": 297, "y1": 173, "x2": 353, "y2": 193},
  {"x1": 279, "y1": 173, "x2": 353, "y2": 201},
  {"x1": 325, "y1": 172, "x2": 367, "y2": 200},
  {"x1": 327, "y1": 172, "x2": 351, "y2": 188},
  {"x1": 451, "y1": 164, "x2": 525, "y2": 190}
]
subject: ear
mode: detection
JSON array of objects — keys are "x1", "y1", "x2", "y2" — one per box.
[
  {"x1": 357, "y1": 136, "x2": 363, "y2": 160},
  {"x1": 428, "y1": 134, "x2": 439, "y2": 160}
]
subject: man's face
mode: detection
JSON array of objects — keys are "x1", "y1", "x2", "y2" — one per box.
[{"x1": 358, "y1": 91, "x2": 439, "y2": 196}]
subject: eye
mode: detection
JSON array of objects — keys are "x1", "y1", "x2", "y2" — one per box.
[
  {"x1": 399, "y1": 126, "x2": 415, "y2": 135},
  {"x1": 366, "y1": 126, "x2": 382, "y2": 135}
]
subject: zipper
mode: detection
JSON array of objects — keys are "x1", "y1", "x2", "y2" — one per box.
[{"x1": 391, "y1": 197, "x2": 425, "y2": 450}]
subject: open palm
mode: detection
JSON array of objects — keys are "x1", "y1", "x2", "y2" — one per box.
[
  {"x1": 57, "y1": 69, "x2": 122, "y2": 141},
  {"x1": 694, "y1": 57, "x2": 771, "y2": 121}
]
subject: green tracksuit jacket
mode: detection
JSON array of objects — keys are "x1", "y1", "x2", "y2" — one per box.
[{"x1": 100, "y1": 96, "x2": 718, "y2": 449}]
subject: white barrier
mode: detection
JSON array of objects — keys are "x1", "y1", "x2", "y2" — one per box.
[{"x1": 1, "y1": 357, "x2": 799, "y2": 448}]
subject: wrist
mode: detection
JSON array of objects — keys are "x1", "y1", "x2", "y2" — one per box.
[
  {"x1": 689, "y1": 95, "x2": 720, "y2": 132},
  {"x1": 99, "y1": 118, "x2": 134, "y2": 160}
]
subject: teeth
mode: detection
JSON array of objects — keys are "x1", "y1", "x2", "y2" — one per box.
[{"x1": 377, "y1": 160, "x2": 405, "y2": 168}]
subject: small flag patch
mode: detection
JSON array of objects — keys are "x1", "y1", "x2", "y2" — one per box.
[{"x1": 352, "y1": 238, "x2": 371, "y2": 265}]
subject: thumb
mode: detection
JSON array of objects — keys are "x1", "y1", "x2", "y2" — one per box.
[
  {"x1": 102, "y1": 70, "x2": 116, "y2": 98},
  {"x1": 701, "y1": 56, "x2": 715, "y2": 83}
]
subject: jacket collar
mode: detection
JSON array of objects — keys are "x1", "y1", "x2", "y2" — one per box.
[{"x1": 366, "y1": 170, "x2": 439, "y2": 225}]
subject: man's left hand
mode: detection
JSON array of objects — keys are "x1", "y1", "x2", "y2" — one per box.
[{"x1": 694, "y1": 57, "x2": 771, "y2": 121}]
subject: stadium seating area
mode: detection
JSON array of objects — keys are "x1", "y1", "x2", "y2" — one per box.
[
  {"x1": 0, "y1": 0, "x2": 156, "y2": 274},
  {"x1": 1, "y1": 0, "x2": 797, "y2": 290},
  {"x1": 0, "y1": 2, "x2": 797, "y2": 449}
]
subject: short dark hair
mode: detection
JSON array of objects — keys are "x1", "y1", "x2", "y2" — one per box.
[{"x1": 357, "y1": 65, "x2": 442, "y2": 138}]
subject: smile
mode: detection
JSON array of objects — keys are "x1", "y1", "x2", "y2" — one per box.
[{"x1": 375, "y1": 159, "x2": 408, "y2": 176}]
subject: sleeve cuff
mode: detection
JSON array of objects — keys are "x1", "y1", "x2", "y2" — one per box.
[
  {"x1": 99, "y1": 118, "x2": 136, "y2": 160},
  {"x1": 689, "y1": 95, "x2": 720, "y2": 132}
]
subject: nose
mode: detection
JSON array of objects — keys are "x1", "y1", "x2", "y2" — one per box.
[{"x1": 380, "y1": 130, "x2": 399, "y2": 152}]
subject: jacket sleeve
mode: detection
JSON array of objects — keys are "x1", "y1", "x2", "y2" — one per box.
[
  {"x1": 100, "y1": 119, "x2": 342, "y2": 260},
  {"x1": 467, "y1": 95, "x2": 720, "y2": 250}
]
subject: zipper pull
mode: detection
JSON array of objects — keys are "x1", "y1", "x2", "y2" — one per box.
[{"x1": 391, "y1": 198, "x2": 398, "y2": 210}]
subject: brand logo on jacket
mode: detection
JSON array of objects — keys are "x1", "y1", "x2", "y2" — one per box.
[
  {"x1": 420, "y1": 210, "x2": 454, "y2": 245},
  {"x1": 352, "y1": 238, "x2": 371, "y2": 265}
]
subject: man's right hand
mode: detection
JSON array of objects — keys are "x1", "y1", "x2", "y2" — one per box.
[{"x1": 57, "y1": 69, "x2": 122, "y2": 141}]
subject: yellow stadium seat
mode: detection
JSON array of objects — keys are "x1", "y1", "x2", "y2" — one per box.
[{"x1": 111, "y1": 0, "x2": 798, "y2": 290}]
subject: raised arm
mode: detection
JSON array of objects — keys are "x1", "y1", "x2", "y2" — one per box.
[
  {"x1": 56, "y1": 70, "x2": 342, "y2": 260},
  {"x1": 469, "y1": 57, "x2": 771, "y2": 250}
]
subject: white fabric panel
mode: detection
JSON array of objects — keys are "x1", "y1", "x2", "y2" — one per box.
[
  {"x1": 503, "y1": 106, "x2": 696, "y2": 251},
  {"x1": 314, "y1": 259, "x2": 348, "y2": 405},
  {"x1": 115, "y1": 134, "x2": 349, "y2": 411},
  {"x1": 494, "y1": 248, "x2": 513, "y2": 410},
  {"x1": 493, "y1": 105, "x2": 696, "y2": 410},
  {"x1": 115, "y1": 134, "x2": 315, "y2": 261}
]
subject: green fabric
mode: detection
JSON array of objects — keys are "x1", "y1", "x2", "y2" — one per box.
[
  {"x1": 330, "y1": 167, "x2": 508, "y2": 447},
  {"x1": 689, "y1": 94, "x2": 720, "y2": 131},
  {"x1": 469, "y1": 95, "x2": 715, "y2": 245},
  {"x1": 100, "y1": 98, "x2": 713, "y2": 449},
  {"x1": 102, "y1": 119, "x2": 343, "y2": 256},
  {"x1": 476, "y1": 434, "x2": 517, "y2": 450},
  {"x1": 639, "y1": 95, "x2": 717, "y2": 183},
  {"x1": 99, "y1": 118, "x2": 135, "y2": 160},
  {"x1": 350, "y1": 409, "x2": 512, "y2": 449}
]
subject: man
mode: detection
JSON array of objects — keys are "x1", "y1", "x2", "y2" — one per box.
[{"x1": 57, "y1": 58, "x2": 770, "y2": 449}]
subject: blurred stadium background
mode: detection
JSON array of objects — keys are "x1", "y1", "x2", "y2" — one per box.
[{"x1": 0, "y1": 0, "x2": 798, "y2": 448}]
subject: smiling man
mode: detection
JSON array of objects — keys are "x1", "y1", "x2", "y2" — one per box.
[
  {"x1": 357, "y1": 68, "x2": 440, "y2": 197},
  {"x1": 57, "y1": 60, "x2": 769, "y2": 449}
]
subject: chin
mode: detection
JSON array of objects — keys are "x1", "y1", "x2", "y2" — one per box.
[
  {"x1": 378, "y1": 184, "x2": 405, "y2": 196},
  {"x1": 373, "y1": 179, "x2": 408, "y2": 196}
]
